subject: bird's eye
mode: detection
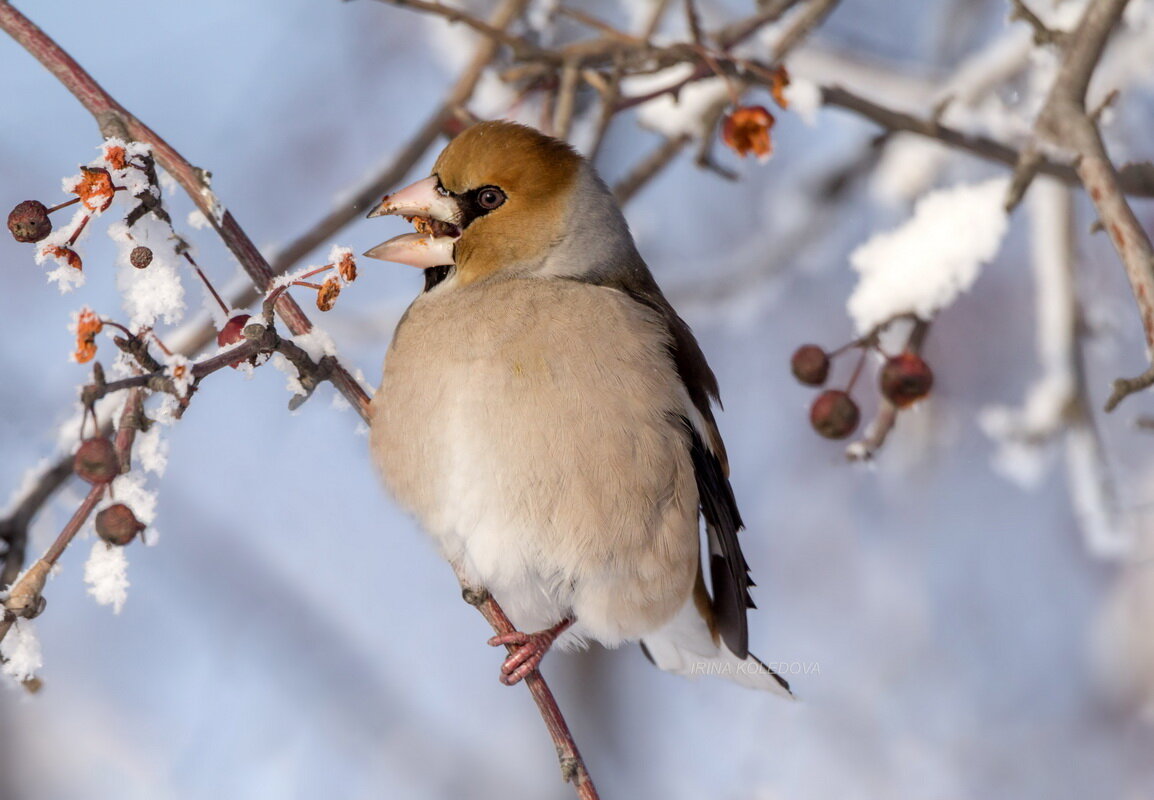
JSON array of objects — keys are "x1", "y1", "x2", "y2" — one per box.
[{"x1": 477, "y1": 186, "x2": 506, "y2": 211}]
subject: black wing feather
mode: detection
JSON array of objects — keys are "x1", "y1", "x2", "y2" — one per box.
[{"x1": 685, "y1": 417, "x2": 753, "y2": 658}]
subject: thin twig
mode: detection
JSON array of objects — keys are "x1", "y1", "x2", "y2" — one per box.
[
  {"x1": 374, "y1": 0, "x2": 550, "y2": 61},
  {"x1": 847, "y1": 319, "x2": 930, "y2": 460},
  {"x1": 0, "y1": 2, "x2": 371, "y2": 420},
  {"x1": 1025, "y1": 0, "x2": 1154, "y2": 410},
  {"x1": 820, "y1": 85, "x2": 1154, "y2": 196}
]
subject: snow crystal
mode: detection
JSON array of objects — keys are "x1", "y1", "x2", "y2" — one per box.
[
  {"x1": 84, "y1": 541, "x2": 129, "y2": 614},
  {"x1": 292, "y1": 328, "x2": 337, "y2": 361},
  {"x1": 271, "y1": 352, "x2": 306, "y2": 398},
  {"x1": 783, "y1": 78, "x2": 822, "y2": 126},
  {"x1": 34, "y1": 206, "x2": 93, "y2": 293},
  {"x1": 165, "y1": 354, "x2": 193, "y2": 396},
  {"x1": 109, "y1": 473, "x2": 157, "y2": 527},
  {"x1": 110, "y1": 218, "x2": 187, "y2": 328},
  {"x1": 623, "y1": 65, "x2": 731, "y2": 138},
  {"x1": 847, "y1": 177, "x2": 1010, "y2": 332},
  {"x1": 1, "y1": 619, "x2": 42, "y2": 682},
  {"x1": 135, "y1": 425, "x2": 169, "y2": 477},
  {"x1": 327, "y1": 244, "x2": 354, "y2": 266}
]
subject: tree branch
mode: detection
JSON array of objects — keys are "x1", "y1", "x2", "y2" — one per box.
[
  {"x1": 0, "y1": 2, "x2": 371, "y2": 419},
  {"x1": 1027, "y1": 0, "x2": 1154, "y2": 410}
]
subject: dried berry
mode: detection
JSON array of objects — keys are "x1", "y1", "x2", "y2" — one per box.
[
  {"x1": 770, "y1": 66, "x2": 791, "y2": 109},
  {"x1": 810, "y1": 390, "x2": 860, "y2": 440},
  {"x1": 74, "y1": 308, "x2": 103, "y2": 364},
  {"x1": 43, "y1": 244, "x2": 82, "y2": 271},
  {"x1": 8, "y1": 200, "x2": 52, "y2": 243},
  {"x1": 880, "y1": 351, "x2": 934, "y2": 408},
  {"x1": 790, "y1": 344, "x2": 830, "y2": 386},
  {"x1": 73, "y1": 166, "x2": 116, "y2": 213},
  {"x1": 73, "y1": 437, "x2": 119, "y2": 484},
  {"x1": 129, "y1": 245, "x2": 153, "y2": 269},
  {"x1": 336, "y1": 251, "x2": 357, "y2": 283},
  {"x1": 721, "y1": 105, "x2": 775, "y2": 161},
  {"x1": 316, "y1": 274, "x2": 341, "y2": 311},
  {"x1": 95, "y1": 503, "x2": 144, "y2": 546},
  {"x1": 217, "y1": 314, "x2": 251, "y2": 347}
]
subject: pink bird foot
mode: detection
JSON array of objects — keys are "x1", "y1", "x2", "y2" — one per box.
[{"x1": 488, "y1": 618, "x2": 574, "y2": 685}]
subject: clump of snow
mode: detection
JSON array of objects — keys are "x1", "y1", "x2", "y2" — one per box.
[
  {"x1": 109, "y1": 473, "x2": 158, "y2": 528},
  {"x1": 292, "y1": 328, "x2": 337, "y2": 361},
  {"x1": 84, "y1": 541, "x2": 130, "y2": 613},
  {"x1": 783, "y1": 78, "x2": 822, "y2": 126},
  {"x1": 165, "y1": 354, "x2": 193, "y2": 396},
  {"x1": 34, "y1": 207, "x2": 92, "y2": 293},
  {"x1": 271, "y1": 352, "x2": 306, "y2": 398},
  {"x1": 327, "y1": 244, "x2": 354, "y2": 266},
  {"x1": 187, "y1": 210, "x2": 210, "y2": 230},
  {"x1": 135, "y1": 425, "x2": 169, "y2": 477},
  {"x1": 1, "y1": 619, "x2": 43, "y2": 682},
  {"x1": 623, "y1": 65, "x2": 731, "y2": 138},
  {"x1": 847, "y1": 177, "x2": 1010, "y2": 332},
  {"x1": 109, "y1": 218, "x2": 187, "y2": 328}
]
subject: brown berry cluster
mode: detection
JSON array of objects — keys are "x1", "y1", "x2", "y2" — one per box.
[
  {"x1": 6, "y1": 146, "x2": 142, "y2": 270},
  {"x1": 790, "y1": 341, "x2": 934, "y2": 440},
  {"x1": 73, "y1": 437, "x2": 146, "y2": 546}
]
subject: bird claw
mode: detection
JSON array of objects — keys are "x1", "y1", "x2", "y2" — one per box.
[{"x1": 487, "y1": 618, "x2": 573, "y2": 686}]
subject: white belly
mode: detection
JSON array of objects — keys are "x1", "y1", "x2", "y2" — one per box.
[{"x1": 370, "y1": 277, "x2": 699, "y2": 646}]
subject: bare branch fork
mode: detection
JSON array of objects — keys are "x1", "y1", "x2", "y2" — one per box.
[
  {"x1": 0, "y1": 1, "x2": 601, "y2": 796},
  {"x1": 1019, "y1": 0, "x2": 1154, "y2": 411}
]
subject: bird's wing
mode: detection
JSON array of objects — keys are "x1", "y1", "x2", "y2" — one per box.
[{"x1": 615, "y1": 276, "x2": 754, "y2": 659}]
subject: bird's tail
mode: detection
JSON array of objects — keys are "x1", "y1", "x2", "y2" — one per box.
[{"x1": 639, "y1": 594, "x2": 794, "y2": 696}]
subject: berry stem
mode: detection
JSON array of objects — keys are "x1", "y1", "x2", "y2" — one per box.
[
  {"x1": 846, "y1": 345, "x2": 869, "y2": 392},
  {"x1": 181, "y1": 251, "x2": 231, "y2": 316},
  {"x1": 66, "y1": 213, "x2": 91, "y2": 246},
  {"x1": 45, "y1": 196, "x2": 80, "y2": 214}
]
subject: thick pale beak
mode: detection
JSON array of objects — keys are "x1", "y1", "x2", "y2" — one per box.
[{"x1": 364, "y1": 175, "x2": 460, "y2": 269}]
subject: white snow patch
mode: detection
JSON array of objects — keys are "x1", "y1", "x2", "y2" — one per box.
[
  {"x1": 623, "y1": 65, "x2": 730, "y2": 138},
  {"x1": 109, "y1": 473, "x2": 158, "y2": 528},
  {"x1": 0, "y1": 620, "x2": 42, "y2": 682},
  {"x1": 847, "y1": 177, "x2": 1010, "y2": 332},
  {"x1": 84, "y1": 541, "x2": 130, "y2": 614},
  {"x1": 271, "y1": 352, "x2": 306, "y2": 398},
  {"x1": 783, "y1": 78, "x2": 822, "y2": 126},
  {"x1": 110, "y1": 217, "x2": 187, "y2": 328},
  {"x1": 135, "y1": 425, "x2": 169, "y2": 477},
  {"x1": 292, "y1": 328, "x2": 337, "y2": 361}
]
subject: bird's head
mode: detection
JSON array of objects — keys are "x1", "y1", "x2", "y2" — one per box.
[{"x1": 365, "y1": 120, "x2": 637, "y2": 285}]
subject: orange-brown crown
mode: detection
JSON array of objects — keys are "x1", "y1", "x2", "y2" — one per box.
[{"x1": 433, "y1": 121, "x2": 584, "y2": 282}]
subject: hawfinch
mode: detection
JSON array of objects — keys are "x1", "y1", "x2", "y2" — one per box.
[{"x1": 365, "y1": 121, "x2": 790, "y2": 695}]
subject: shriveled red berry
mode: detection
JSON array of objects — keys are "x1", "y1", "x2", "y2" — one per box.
[
  {"x1": 790, "y1": 344, "x2": 830, "y2": 386},
  {"x1": 216, "y1": 314, "x2": 251, "y2": 348},
  {"x1": 129, "y1": 246, "x2": 153, "y2": 269},
  {"x1": 810, "y1": 390, "x2": 860, "y2": 439},
  {"x1": 8, "y1": 200, "x2": 52, "y2": 243},
  {"x1": 880, "y1": 351, "x2": 934, "y2": 408},
  {"x1": 95, "y1": 503, "x2": 144, "y2": 546},
  {"x1": 73, "y1": 437, "x2": 119, "y2": 484},
  {"x1": 217, "y1": 313, "x2": 252, "y2": 368}
]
